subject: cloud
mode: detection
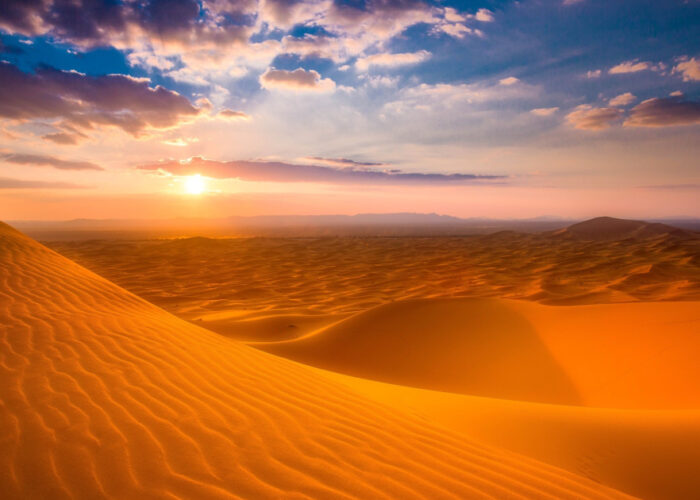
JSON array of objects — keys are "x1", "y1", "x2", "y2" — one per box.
[
  {"x1": 260, "y1": 67, "x2": 335, "y2": 92},
  {"x1": 1, "y1": 153, "x2": 103, "y2": 170},
  {"x1": 624, "y1": 97, "x2": 700, "y2": 128},
  {"x1": 0, "y1": 0, "x2": 461, "y2": 86},
  {"x1": 565, "y1": 105, "x2": 623, "y2": 130},
  {"x1": 42, "y1": 132, "x2": 84, "y2": 145},
  {"x1": 608, "y1": 60, "x2": 665, "y2": 75},
  {"x1": 355, "y1": 50, "x2": 431, "y2": 71},
  {"x1": 474, "y1": 9, "x2": 494, "y2": 22},
  {"x1": 608, "y1": 92, "x2": 636, "y2": 107},
  {"x1": 586, "y1": 69, "x2": 601, "y2": 78},
  {"x1": 138, "y1": 156, "x2": 505, "y2": 185},
  {"x1": 301, "y1": 157, "x2": 385, "y2": 167},
  {"x1": 499, "y1": 77, "x2": 519, "y2": 86},
  {"x1": 0, "y1": 61, "x2": 200, "y2": 138},
  {"x1": 0, "y1": 0, "x2": 254, "y2": 50},
  {"x1": 673, "y1": 57, "x2": 700, "y2": 82},
  {"x1": 563, "y1": 0, "x2": 585, "y2": 5},
  {"x1": 530, "y1": 107, "x2": 559, "y2": 116},
  {"x1": 0, "y1": 177, "x2": 88, "y2": 189},
  {"x1": 218, "y1": 109, "x2": 251, "y2": 120},
  {"x1": 383, "y1": 81, "x2": 537, "y2": 114}
]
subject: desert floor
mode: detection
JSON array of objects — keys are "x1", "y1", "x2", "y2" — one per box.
[{"x1": 2, "y1": 219, "x2": 699, "y2": 499}]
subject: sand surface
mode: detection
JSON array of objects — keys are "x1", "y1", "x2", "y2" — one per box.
[
  {"x1": 3, "y1": 221, "x2": 700, "y2": 499},
  {"x1": 0, "y1": 222, "x2": 639, "y2": 499}
]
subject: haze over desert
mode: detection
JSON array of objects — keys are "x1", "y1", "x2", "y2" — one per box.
[{"x1": 1, "y1": 0, "x2": 699, "y2": 498}]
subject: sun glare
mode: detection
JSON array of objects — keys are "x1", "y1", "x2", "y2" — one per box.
[{"x1": 184, "y1": 174, "x2": 206, "y2": 195}]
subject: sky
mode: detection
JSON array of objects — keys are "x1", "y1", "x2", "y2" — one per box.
[{"x1": 0, "y1": 0, "x2": 699, "y2": 220}]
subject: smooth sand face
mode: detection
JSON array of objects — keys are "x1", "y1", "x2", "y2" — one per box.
[{"x1": 4, "y1": 222, "x2": 699, "y2": 499}]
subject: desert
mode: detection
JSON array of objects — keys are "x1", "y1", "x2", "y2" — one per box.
[
  {"x1": 2, "y1": 1, "x2": 699, "y2": 497},
  {"x1": 1, "y1": 216, "x2": 698, "y2": 499}
]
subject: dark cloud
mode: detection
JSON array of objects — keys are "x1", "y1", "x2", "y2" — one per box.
[
  {"x1": 0, "y1": 0, "x2": 44, "y2": 34},
  {"x1": 0, "y1": 177, "x2": 87, "y2": 189},
  {"x1": 0, "y1": 61, "x2": 200, "y2": 136},
  {"x1": 624, "y1": 98, "x2": 700, "y2": 128},
  {"x1": 2, "y1": 153, "x2": 103, "y2": 170},
  {"x1": 0, "y1": 0, "x2": 253, "y2": 47},
  {"x1": 138, "y1": 156, "x2": 505, "y2": 185}
]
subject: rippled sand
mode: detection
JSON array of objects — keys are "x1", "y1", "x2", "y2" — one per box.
[{"x1": 3, "y1": 219, "x2": 699, "y2": 499}]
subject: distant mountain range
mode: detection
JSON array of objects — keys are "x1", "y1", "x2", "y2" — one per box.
[{"x1": 8, "y1": 214, "x2": 700, "y2": 240}]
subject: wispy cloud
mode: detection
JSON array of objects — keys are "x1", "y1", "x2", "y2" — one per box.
[
  {"x1": 138, "y1": 157, "x2": 505, "y2": 185},
  {"x1": 355, "y1": 51, "x2": 431, "y2": 71},
  {"x1": 609, "y1": 60, "x2": 665, "y2": 75},
  {"x1": 0, "y1": 177, "x2": 88, "y2": 189},
  {"x1": 1, "y1": 153, "x2": 103, "y2": 170},
  {"x1": 530, "y1": 107, "x2": 559, "y2": 116}
]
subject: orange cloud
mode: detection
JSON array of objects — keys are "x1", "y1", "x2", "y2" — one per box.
[{"x1": 260, "y1": 67, "x2": 336, "y2": 92}]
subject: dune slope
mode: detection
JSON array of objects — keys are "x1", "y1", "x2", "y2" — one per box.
[
  {"x1": 0, "y1": 222, "x2": 633, "y2": 499},
  {"x1": 259, "y1": 298, "x2": 700, "y2": 409},
  {"x1": 321, "y1": 370, "x2": 700, "y2": 500}
]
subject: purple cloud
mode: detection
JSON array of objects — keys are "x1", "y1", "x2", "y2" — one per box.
[
  {"x1": 624, "y1": 98, "x2": 700, "y2": 128},
  {"x1": 0, "y1": 61, "x2": 200, "y2": 137},
  {"x1": 138, "y1": 156, "x2": 505, "y2": 185}
]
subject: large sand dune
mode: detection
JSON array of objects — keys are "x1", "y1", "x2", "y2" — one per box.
[
  {"x1": 0, "y1": 222, "x2": 635, "y2": 499},
  {"x1": 259, "y1": 298, "x2": 700, "y2": 409}
]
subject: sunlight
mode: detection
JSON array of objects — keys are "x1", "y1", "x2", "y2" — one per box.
[{"x1": 184, "y1": 174, "x2": 206, "y2": 195}]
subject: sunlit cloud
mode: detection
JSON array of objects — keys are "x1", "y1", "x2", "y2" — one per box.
[
  {"x1": 530, "y1": 107, "x2": 559, "y2": 116},
  {"x1": 217, "y1": 109, "x2": 251, "y2": 121},
  {"x1": 260, "y1": 67, "x2": 336, "y2": 92},
  {"x1": 565, "y1": 105, "x2": 624, "y2": 130},
  {"x1": 608, "y1": 60, "x2": 665, "y2": 75},
  {"x1": 609, "y1": 93, "x2": 637, "y2": 107},
  {"x1": 499, "y1": 77, "x2": 520, "y2": 86},
  {"x1": 673, "y1": 57, "x2": 700, "y2": 82}
]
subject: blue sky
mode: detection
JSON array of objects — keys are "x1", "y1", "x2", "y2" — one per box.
[{"x1": 0, "y1": 0, "x2": 698, "y2": 219}]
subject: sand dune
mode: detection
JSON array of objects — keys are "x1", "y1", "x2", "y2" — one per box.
[
  {"x1": 322, "y1": 370, "x2": 700, "y2": 500},
  {"x1": 0, "y1": 222, "x2": 634, "y2": 499},
  {"x1": 47, "y1": 228, "x2": 700, "y2": 340},
  {"x1": 258, "y1": 297, "x2": 700, "y2": 409},
  {"x1": 554, "y1": 217, "x2": 692, "y2": 241}
]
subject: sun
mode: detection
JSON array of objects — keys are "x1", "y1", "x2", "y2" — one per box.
[{"x1": 184, "y1": 174, "x2": 206, "y2": 195}]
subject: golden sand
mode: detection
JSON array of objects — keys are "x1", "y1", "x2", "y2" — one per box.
[{"x1": 3, "y1": 220, "x2": 699, "y2": 499}]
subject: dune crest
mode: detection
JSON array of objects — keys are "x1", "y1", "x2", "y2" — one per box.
[{"x1": 0, "y1": 222, "x2": 633, "y2": 499}]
